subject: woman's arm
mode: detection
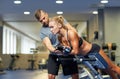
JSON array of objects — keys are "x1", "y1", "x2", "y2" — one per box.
[{"x1": 68, "y1": 30, "x2": 80, "y2": 54}]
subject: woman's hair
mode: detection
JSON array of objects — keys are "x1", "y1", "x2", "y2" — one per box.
[{"x1": 50, "y1": 16, "x2": 68, "y2": 30}]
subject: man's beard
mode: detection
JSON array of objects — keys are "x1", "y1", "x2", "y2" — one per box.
[{"x1": 43, "y1": 23, "x2": 48, "y2": 27}]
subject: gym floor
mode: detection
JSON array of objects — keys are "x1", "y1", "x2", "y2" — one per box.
[
  {"x1": 0, "y1": 69, "x2": 71, "y2": 79},
  {"x1": 0, "y1": 69, "x2": 111, "y2": 79}
]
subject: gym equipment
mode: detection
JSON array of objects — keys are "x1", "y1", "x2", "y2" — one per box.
[
  {"x1": 77, "y1": 53, "x2": 108, "y2": 79},
  {"x1": 102, "y1": 43, "x2": 117, "y2": 50},
  {"x1": 8, "y1": 55, "x2": 19, "y2": 70},
  {"x1": 55, "y1": 45, "x2": 71, "y2": 55},
  {"x1": 0, "y1": 57, "x2": 6, "y2": 74},
  {"x1": 56, "y1": 53, "x2": 111, "y2": 79},
  {"x1": 27, "y1": 48, "x2": 37, "y2": 70},
  {"x1": 102, "y1": 43, "x2": 117, "y2": 61},
  {"x1": 111, "y1": 52, "x2": 115, "y2": 61},
  {"x1": 94, "y1": 31, "x2": 98, "y2": 40},
  {"x1": 55, "y1": 45, "x2": 111, "y2": 79},
  {"x1": 38, "y1": 59, "x2": 47, "y2": 71},
  {"x1": 102, "y1": 44, "x2": 108, "y2": 49},
  {"x1": 28, "y1": 59, "x2": 35, "y2": 70}
]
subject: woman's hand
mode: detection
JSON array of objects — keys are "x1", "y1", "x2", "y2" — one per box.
[
  {"x1": 55, "y1": 45, "x2": 71, "y2": 55},
  {"x1": 62, "y1": 47, "x2": 71, "y2": 55}
]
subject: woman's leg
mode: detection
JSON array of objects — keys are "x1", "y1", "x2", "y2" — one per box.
[{"x1": 99, "y1": 49, "x2": 120, "y2": 79}]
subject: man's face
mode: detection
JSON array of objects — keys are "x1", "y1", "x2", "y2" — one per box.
[{"x1": 39, "y1": 11, "x2": 49, "y2": 26}]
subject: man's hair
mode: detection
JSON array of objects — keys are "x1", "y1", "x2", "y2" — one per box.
[{"x1": 34, "y1": 9, "x2": 44, "y2": 21}]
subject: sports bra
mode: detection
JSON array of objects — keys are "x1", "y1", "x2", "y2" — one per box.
[{"x1": 66, "y1": 30, "x2": 83, "y2": 49}]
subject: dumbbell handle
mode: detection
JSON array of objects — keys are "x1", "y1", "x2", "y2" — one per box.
[{"x1": 56, "y1": 57, "x2": 96, "y2": 62}]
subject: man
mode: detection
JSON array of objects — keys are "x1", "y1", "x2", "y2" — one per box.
[{"x1": 34, "y1": 9, "x2": 79, "y2": 79}]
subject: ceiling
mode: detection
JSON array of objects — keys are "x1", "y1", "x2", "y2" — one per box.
[
  {"x1": 0, "y1": 0, "x2": 120, "y2": 22},
  {"x1": 0, "y1": 0, "x2": 120, "y2": 42}
]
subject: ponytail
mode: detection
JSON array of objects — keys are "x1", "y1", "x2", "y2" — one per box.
[{"x1": 50, "y1": 16, "x2": 68, "y2": 30}]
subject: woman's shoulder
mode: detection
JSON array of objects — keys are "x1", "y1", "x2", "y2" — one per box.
[
  {"x1": 68, "y1": 29, "x2": 77, "y2": 35},
  {"x1": 67, "y1": 29, "x2": 79, "y2": 39}
]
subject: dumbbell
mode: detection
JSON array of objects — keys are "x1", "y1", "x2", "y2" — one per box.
[
  {"x1": 56, "y1": 45, "x2": 71, "y2": 55},
  {"x1": 102, "y1": 43, "x2": 117, "y2": 50}
]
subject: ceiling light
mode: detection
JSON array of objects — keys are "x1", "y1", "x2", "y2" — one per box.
[
  {"x1": 24, "y1": 11, "x2": 30, "y2": 15},
  {"x1": 101, "y1": 0, "x2": 108, "y2": 4},
  {"x1": 56, "y1": 0, "x2": 63, "y2": 4},
  {"x1": 14, "y1": 0, "x2": 21, "y2": 4},
  {"x1": 92, "y1": 11, "x2": 98, "y2": 14},
  {"x1": 56, "y1": 11, "x2": 63, "y2": 14}
]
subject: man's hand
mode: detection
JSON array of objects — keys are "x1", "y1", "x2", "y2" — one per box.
[{"x1": 54, "y1": 49, "x2": 63, "y2": 55}]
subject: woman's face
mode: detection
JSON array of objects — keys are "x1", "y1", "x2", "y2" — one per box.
[{"x1": 49, "y1": 21, "x2": 60, "y2": 34}]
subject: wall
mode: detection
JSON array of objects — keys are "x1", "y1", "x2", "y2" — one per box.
[
  {"x1": 69, "y1": 21, "x2": 87, "y2": 37},
  {"x1": 5, "y1": 21, "x2": 88, "y2": 51},
  {"x1": 88, "y1": 15, "x2": 99, "y2": 43},
  {"x1": 0, "y1": 21, "x2": 48, "y2": 69},
  {"x1": 104, "y1": 7, "x2": 120, "y2": 63},
  {"x1": 0, "y1": 21, "x2": 3, "y2": 53},
  {"x1": 0, "y1": 27, "x2": 3, "y2": 53},
  {"x1": 0, "y1": 53, "x2": 49, "y2": 69},
  {"x1": 5, "y1": 22, "x2": 41, "y2": 41},
  {"x1": 0, "y1": 21, "x2": 3, "y2": 26},
  {"x1": 0, "y1": 20, "x2": 96, "y2": 69}
]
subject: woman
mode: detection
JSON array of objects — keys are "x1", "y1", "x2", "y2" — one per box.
[{"x1": 49, "y1": 16, "x2": 120, "y2": 79}]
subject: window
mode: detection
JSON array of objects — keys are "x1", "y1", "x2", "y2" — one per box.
[
  {"x1": 2, "y1": 26, "x2": 36, "y2": 54},
  {"x1": 3, "y1": 27, "x2": 17, "y2": 54},
  {"x1": 21, "y1": 36, "x2": 36, "y2": 54}
]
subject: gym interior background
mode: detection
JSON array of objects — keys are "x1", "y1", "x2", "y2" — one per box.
[{"x1": 0, "y1": 0, "x2": 120, "y2": 79}]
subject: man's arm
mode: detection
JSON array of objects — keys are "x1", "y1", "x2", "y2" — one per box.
[{"x1": 42, "y1": 37, "x2": 56, "y2": 52}]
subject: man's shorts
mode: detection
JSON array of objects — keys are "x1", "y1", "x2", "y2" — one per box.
[{"x1": 47, "y1": 54, "x2": 78, "y2": 76}]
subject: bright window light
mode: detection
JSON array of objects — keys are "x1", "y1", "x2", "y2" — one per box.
[
  {"x1": 93, "y1": 11, "x2": 98, "y2": 14},
  {"x1": 101, "y1": 0, "x2": 108, "y2": 4},
  {"x1": 56, "y1": 0, "x2": 63, "y2": 4},
  {"x1": 14, "y1": 0, "x2": 21, "y2": 4},
  {"x1": 24, "y1": 11, "x2": 30, "y2": 15},
  {"x1": 56, "y1": 11, "x2": 63, "y2": 14}
]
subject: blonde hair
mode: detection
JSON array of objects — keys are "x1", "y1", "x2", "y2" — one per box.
[{"x1": 50, "y1": 16, "x2": 68, "y2": 30}]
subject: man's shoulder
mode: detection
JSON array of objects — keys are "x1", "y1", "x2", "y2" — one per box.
[
  {"x1": 40, "y1": 26, "x2": 51, "y2": 36},
  {"x1": 40, "y1": 26, "x2": 50, "y2": 31}
]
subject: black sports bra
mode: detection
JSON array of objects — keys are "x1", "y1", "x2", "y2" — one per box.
[
  {"x1": 67, "y1": 30, "x2": 83, "y2": 49},
  {"x1": 79, "y1": 38, "x2": 83, "y2": 47}
]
